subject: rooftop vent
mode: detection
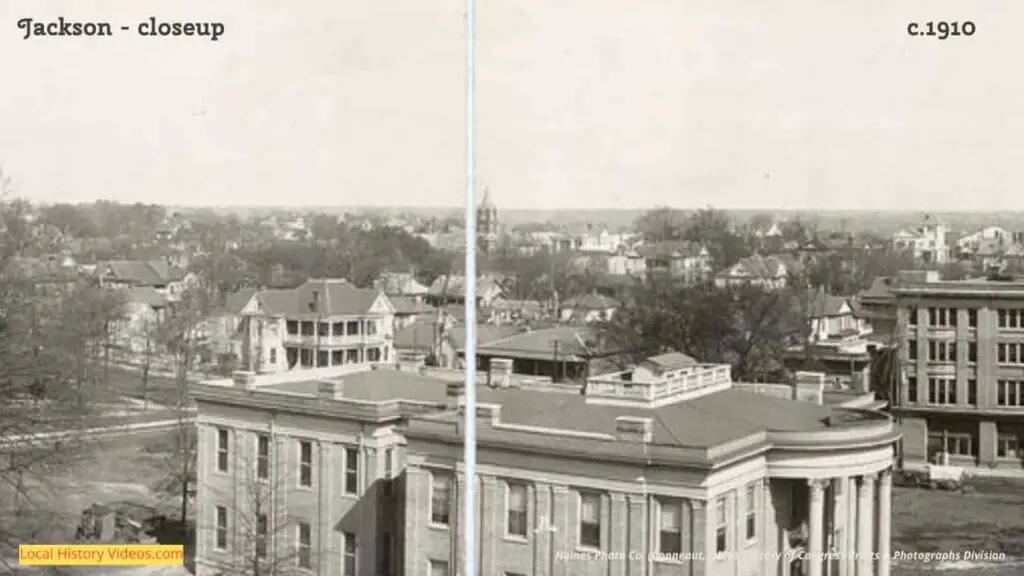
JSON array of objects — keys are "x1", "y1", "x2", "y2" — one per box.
[
  {"x1": 317, "y1": 379, "x2": 343, "y2": 400},
  {"x1": 614, "y1": 416, "x2": 653, "y2": 443},
  {"x1": 232, "y1": 371, "x2": 256, "y2": 390}
]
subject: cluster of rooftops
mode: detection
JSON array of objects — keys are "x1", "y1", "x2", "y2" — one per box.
[{"x1": 192, "y1": 352, "x2": 897, "y2": 468}]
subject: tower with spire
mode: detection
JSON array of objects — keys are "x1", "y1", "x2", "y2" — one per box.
[{"x1": 476, "y1": 186, "x2": 498, "y2": 253}]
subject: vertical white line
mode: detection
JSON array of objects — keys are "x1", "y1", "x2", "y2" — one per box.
[{"x1": 462, "y1": 0, "x2": 478, "y2": 570}]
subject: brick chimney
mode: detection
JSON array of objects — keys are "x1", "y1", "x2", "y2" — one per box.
[
  {"x1": 317, "y1": 379, "x2": 344, "y2": 400},
  {"x1": 232, "y1": 370, "x2": 256, "y2": 390},
  {"x1": 614, "y1": 416, "x2": 653, "y2": 443},
  {"x1": 488, "y1": 358, "x2": 513, "y2": 388},
  {"x1": 793, "y1": 371, "x2": 825, "y2": 405}
]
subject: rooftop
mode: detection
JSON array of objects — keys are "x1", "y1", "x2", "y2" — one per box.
[{"x1": 192, "y1": 358, "x2": 897, "y2": 467}]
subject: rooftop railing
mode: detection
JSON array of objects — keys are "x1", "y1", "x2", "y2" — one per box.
[{"x1": 585, "y1": 364, "x2": 732, "y2": 402}]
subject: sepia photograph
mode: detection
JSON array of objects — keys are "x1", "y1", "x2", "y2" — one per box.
[{"x1": 0, "y1": 0, "x2": 1022, "y2": 575}]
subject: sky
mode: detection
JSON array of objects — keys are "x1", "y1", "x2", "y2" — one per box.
[{"x1": 0, "y1": 0, "x2": 1019, "y2": 211}]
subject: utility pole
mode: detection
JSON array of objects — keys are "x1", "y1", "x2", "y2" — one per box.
[{"x1": 552, "y1": 340, "x2": 560, "y2": 382}]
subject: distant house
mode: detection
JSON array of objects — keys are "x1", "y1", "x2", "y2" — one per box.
[
  {"x1": 471, "y1": 325, "x2": 621, "y2": 381},
  {"x1": 425, "y1": 274, "x2": 504, "y2": 307},
  {"x1": 559, "y1": 292, "x2": 620, "y2": 324},
  {"x1": 392, "y1": 317, "x2": 460, "y2": 368},
  {"x1": 374, "y1": 272, "x2": 430, "y2": 301},
  {"x1": 804, "y1": 290, "x2": 868, "y2": 343},
  {"x1": 390, "y1": 295, "x2": 435, "y2": 330},
  {"x1": 856, "y1": 277, "x2": 898, "y2": 337},
  {"x1": 890, "y1": 213, "x2": 949, "y2": 264},
  {"x1": 714, "y1": 254, "x2": 795, "y2": 290},
  {"x1": 111, "y1": 287, "x2": 173, "y2": 358},
  {"x1": 94, "y1": 259, "x2": 194, "y2": 296},
  {"x1": 635, "y1": 241, "x2": 712, "y2": 283},
  {"x1": 605, "y1": 247, "x2": 646, "y2": 276}
]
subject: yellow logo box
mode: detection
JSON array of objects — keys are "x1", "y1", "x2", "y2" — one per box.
[{"x1": 19, "y1": 545, "x2": 185, "y2": 566}]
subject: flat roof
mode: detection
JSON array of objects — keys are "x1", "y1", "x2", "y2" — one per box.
[
  {"x1": 463, "y1": 386, "x2": 836, "y2": 449},
  {"x1": 891, "y1": 278, "x2": 1024, "y2": 297},
  {"x1": 266, "y1": 370, "x2": 455, "y2": 403}
]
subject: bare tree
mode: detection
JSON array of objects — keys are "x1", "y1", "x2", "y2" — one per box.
[
  {"x1": 0, "y1": 181, "x2": 123, "y2": 555},
  {"x1": 202, "y1": 454, "x2": 326, "y2": 576},
  {"x1": 153, "y1": 288, "x2": 209, "y2": 526}
]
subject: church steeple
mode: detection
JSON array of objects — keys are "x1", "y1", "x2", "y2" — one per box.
[{"x1": 476, "y1": 186, "x2": 498, "y2": 253}]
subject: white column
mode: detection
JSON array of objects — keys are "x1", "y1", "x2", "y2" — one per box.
[
  {"x1": 808, "y1": 479, "x2": 827, "y2": 576},
  {"x1": 845, "y1": 477, "x2": 857, "y2": 576},
  {"x1": 877, "y1": 469, "x2": 892, "y2": 576},
  {"x1": 857, "y1": 475, "x2": 876, "y2": 576}
]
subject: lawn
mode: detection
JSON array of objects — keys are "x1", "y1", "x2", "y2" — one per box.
[
  {"x1": 7, "y1": 429, "x2": 186, "y2": 546},
  {"x1": 892, "y1": 479, "x2": 1024, "y2": 575}
]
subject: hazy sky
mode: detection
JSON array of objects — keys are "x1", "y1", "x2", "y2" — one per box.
[{"x1": 0, "y1": 0, "x2": 1018, "y2": 210}]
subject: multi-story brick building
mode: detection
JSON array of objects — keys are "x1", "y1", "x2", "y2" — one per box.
[
  {"x1": 193, "y1": 357, "x2": 899, "y2": 576},
  {"x1": 229, "y1": 279, "x2": 395, "y2": 374},
  {"x1": 892, "y1": 271, "x2": 1024, "y2": 471}
]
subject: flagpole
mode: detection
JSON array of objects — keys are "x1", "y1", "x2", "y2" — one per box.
[{"x1": 462, "y1": 0, "x2": 479, "y2": 570}]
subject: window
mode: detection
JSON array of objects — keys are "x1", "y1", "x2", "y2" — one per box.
[
  {"x1": 332, "y1": 321, "x2": 345, "y2": 336},
  {"x1": 346, "y1": 349, "x2": 359, "y2": 363},
  {"x1": 429, "y1": 560, "x2": 449, "y2": 576},
  {"x1": 998, "y1": 343, "x2": 1024, "y2": 364},
  {"x1": 367, "y1": 347, "x2": 381, "y2": 362},
  {"x1": 908, "y1": 306, "x2": 917, "y2": 326},
  {"x1": 216, "y1": 428, "x2": 229, "y2": 473},
  {"x1": 907, "y1": 377, "x2": 918, "y2": 403},
  {"x1": 256, "y1": 434, "x2": 270, "y2": 480},
  {"x1": 430, "y1": 473, "x2": 452, "y2": 526},
  {"x1": 317, "y1": 350, "x2": 329, "y2": 367},
  {"x1": 214, "y1": 506, "x2": 228, "y2": 550},
  {"x1": 908, "y1": 339, "x2": 917, "y2": 360},
  {"x1": 579, "y1": 492, "x2": 601, "y2": 549},
  {"x1": 999, "y1": 309, "x2": 1024, "y2": 329},
  {"x1": 332, "y1": 350, "x2": 344, "y2": 365},
  {"x1": 745, "y1": 485, "x2": 757, "y2": 541},
  {"x1": 299, "y1": 441, "x2": 313, "y2": 488},
  {"x1": 255, "y1": 514, "x2": 268, "y2": 559},
  {"x1": 928, "y1": 378, "x2": 956, "y2": 404},
  {"x1": 928, "y1": 341, "x2": 956, "y2": 362},
  {"x1": 269, "y1": 348, "x2": 277, "y2": 364},
  {"x1": 507, "y1": 482, "x2": 528, "y2": 538},
  {"x1": 968, "y1": 342, "x2": 977, "y2": 363},
  {"x1": 296, "y1": 522, "x2": 312, "y2": 569},
  {"x1": 997, "y1": 434, "x2": 1021, "y2": 459},
  {"x1": 367, "y1": 320, "x2": 378, "y2": 335},
  {"x1": 968, "y1": 379, "x2": 977, "y2": 406},
  {"x1": 287, "y1": 320, "x2": 298, "y2": 335},
  {"x1": 928, "y1": 307, "x2": 956, "y2": 327},
  {"x1": 968, "y1": 309, "x2": 977, "y2": 328},
  {"x1": 346, "y1": 320, "x2": 360, "y2": 335},
  {"x1": 318, "y1": 322, "x2": 329, "y2": 337},
  {"x1": 658, "y1": 499, "x2": 682, "y2": 555},
  {"x1": 300, "y1": 348, "x2": 313, "y2": 368},
  {"x1": 301, "y1": 321, "x2": 314, "y2": 336},
  {"x1": 344, "y1": 448, "x2": 359, "y2": 495},
  {"x1": 715, "y1": 496, "x2": 728, "y2": 553},
  {"x1": 342, "y1": 532, "x2": 357, "y2": 576},
  {"x1": 998, "y1": 380, "x2": 1023, "y2": 406}
]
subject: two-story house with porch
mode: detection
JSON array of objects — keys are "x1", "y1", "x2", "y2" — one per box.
[{"x1": 229, "y1": 279, "x2": 395, "y2": 374}]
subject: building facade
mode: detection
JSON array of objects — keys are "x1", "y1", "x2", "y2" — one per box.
[
  {"x1": 892, "y1": 274, "x2": 1024, "y2": 471},
  {"x1": 192, "y1": 355, "x2": 899, "y2": 576}
]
